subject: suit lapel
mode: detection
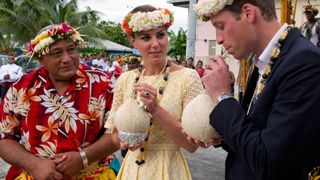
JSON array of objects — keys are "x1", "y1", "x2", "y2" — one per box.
[{"x1": 241, "y1": 66, "x2": 259, "y2": 112}]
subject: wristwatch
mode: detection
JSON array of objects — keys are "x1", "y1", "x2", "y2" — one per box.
[{"x1": 216, "y1": 93, "x2": 234, "y2": 104}]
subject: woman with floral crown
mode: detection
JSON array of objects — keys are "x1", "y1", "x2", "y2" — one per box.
[{"x1": 104, "y1": 5, "x2": 204, "y2": 180}]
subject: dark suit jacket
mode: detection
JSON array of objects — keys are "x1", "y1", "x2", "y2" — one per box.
[{"x1": 210, "y1": 28, "x2": 320, "y2": 180}]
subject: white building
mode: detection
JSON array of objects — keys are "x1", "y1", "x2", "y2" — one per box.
[{"x1": 168, "y1": 0, "x2": 320, "y2": 78}]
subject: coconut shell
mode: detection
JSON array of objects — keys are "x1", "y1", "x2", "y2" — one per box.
[
  {"x1": 182, "y1": 94, "x2": 220, "y2": 143},
  {"x1": 114, "y1": 98, "x2": 150, "y2": 133}
]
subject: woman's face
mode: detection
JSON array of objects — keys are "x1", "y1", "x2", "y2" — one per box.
[
  {"x1": 196, "y1": 61, "x2": 203, "y2": 69},
  {"x1": 130, "y1": 27, "x2": 168, "y2": 64}
]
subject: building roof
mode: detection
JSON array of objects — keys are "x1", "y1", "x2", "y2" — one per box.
[
  {"x1": 98, "y1": 39, "x2": 132, "y2": 53},
  {"x1": 167, "y1": 0, "x2": 189, "y2": 8}
]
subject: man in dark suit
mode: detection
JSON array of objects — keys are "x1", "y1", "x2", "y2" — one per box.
[{"x1": 190, "y1": 0, "x2": 320, "y2": 179}]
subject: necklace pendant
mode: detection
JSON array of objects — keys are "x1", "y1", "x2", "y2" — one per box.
[{"x1": 159, "y1": 87, "x2": 164, "y2": 94}]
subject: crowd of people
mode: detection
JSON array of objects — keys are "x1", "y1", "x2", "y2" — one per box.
[{"x1": 0, "y1": 0, "x2": 320, "y2": 180}]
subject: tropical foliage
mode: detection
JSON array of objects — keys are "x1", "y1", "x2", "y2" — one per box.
[
  {"x1": 98, "y1": 21, "x2": 131, "y2": 47},
  {"x1": 0, "y1": 0, "x2": 107, "y2": 53},
  {"x1": 0, "y1": 0, "x2": 187, "y2": 57},
  {"x1": 167, "y1": 28, "x2": 187, "y2": 62}
]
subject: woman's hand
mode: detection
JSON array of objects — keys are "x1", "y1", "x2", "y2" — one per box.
[
  {"x1": 120, "y1": 140, "x2": 145, "y2": 151},
  {"x1": 134, "y1": 83, "x2": 159, "y2": 114}
]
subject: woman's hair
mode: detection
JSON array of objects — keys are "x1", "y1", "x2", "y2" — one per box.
[
  {"x1": 225, "y1": 0, "x2": 277, "y2": 21},
  {"x1": 131, "y1": 5, "x2": 157, "y2": 14},
  {"x1": 197, "y1": 60, "x2": 203, "y2": 65}
]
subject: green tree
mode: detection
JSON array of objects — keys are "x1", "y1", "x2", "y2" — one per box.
[
  {"x1": 98, "y1": 20, "x2": 131, "y2": 47},
  {"x1": 0, "y1": 0, "x2": 107, "y2": 52},
  {"x1": 167, "y1": 28, "x2": 187, "y2": 62}
]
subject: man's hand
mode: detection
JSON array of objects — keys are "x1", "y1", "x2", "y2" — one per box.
[
  {"x1": 202, "y1": 55, "x2": 232, "y2": 102},
  {"x1": 3, "y1": 74, "x2": 10, "y2": 80},
  {"x1": 51, "y1": 151, "x2": 83, "y2": 178},
  {"x1": 29, "y1": 158, "x2": 63, "y2": 180},
  {"x1": 182, "y1": 130, "x2": 221, "y2": 148}
]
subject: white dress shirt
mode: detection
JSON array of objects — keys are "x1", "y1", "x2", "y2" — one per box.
[
  {"x1": 0, "y1": 63, "x2": 23, "y2": 81},
  {"x1": 256, "y1": 23, "x2": 289, "y2": 74}
]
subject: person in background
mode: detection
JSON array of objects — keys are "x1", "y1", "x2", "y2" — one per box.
[
  {"x1": 117, "y1": 57, "x2": 127, "y2": 72},
  {"x1": 300, "y1": 4, "x2": 320, "y2": 47},
  {"x1": 0, "y1": 54, "x2": 23, "y2": 98},
  {"x1": 92, "y1": 54, "x2": 101, "y2": 68},
  {"x1": 0, "y1": 23, "x2": 120, "y2": 180},
  {"x1": 181, "y1": 60, "x2": 188, "y2": 67},
  {"x1": 187, "y1": 0, "x2": 320, "y2": 179},
  {"x1": 105, "y1": 5, "x2": 203, "y2": 180},
  {"x1": 99, "y1": 56, "x2": 109, "y2": 70},
  {"x1": 84, "y1": 54, "x2": 93, "y2": 66},
  {"x1": 195, "y1": 60, "x2": 205, "y2": 77},
  {"x1": 126, "y1": 56, "x2": 141, "y2": 71},
  {"x1": 186, "y1": 57, "x2": 195, "y2": 69}
]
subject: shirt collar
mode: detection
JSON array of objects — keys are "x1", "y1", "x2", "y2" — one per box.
[
  {"x1": 37, "y1": 64, "x2": 88, "y2": 94},
  {"x1": 256, "y1": 23, "x2": 288, "y2": 74}
]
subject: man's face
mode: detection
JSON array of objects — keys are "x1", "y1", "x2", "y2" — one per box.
[
  {"x1": 182, "y1": 61, "x2": 187, "y2": 67},
  {"x1": 7, "y1": 56, "x2": 15, "y2": 64},
  {"x1": 210, "y1": 10, "x2": 255, "y2": 60},
  {"x1": 40, "y1": 40, "x2": 79, "y2": 81},
  {"x1": 305, "y1": 11, "x2": 315, "y2": 21}
]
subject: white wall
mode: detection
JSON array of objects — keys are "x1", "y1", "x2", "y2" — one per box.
[{"x1": 194, "y1": 0, "x2": 319, "y2": 83}]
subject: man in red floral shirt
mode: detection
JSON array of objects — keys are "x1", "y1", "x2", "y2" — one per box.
[{"x1": 0, "y1": 23, "x2": 119, "y2": 179}]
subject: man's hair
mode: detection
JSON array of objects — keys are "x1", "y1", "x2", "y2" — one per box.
[
  {"x1": 225, "y1": 0, "x2": 277, "y2": 21},
  {"x1": 188, "y1": 57, "x2": 194, "y2": 61}
]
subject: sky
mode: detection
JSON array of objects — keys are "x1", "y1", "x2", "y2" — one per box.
[{"x1": 77, "y1": 0, "x2": 189, "y2": 33}]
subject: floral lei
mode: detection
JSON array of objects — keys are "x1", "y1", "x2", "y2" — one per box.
[
  {"x1": 257, "y1": 25, "x2": 293, "y2": 94},
  {"x1": 122, "y1": 8, "x2": 174, "y2": 36},
  {"x1": 125, "y1": 56, "x2": 142, "y2": 64},
  {"x1": 193, "y1": 0, "x2": 234, "y2": 21},
  {"x1": 28, "y1": 23, "x2": 85, "y2": 57}
]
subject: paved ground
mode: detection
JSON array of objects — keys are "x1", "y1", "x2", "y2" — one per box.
[
  {"x1": 0, "y1": 158, "x2": 9, "y2": 180},
  {"x1": 0, "y1": 147, "x2": 226, "y2": 180},
  {"x1": 184, "y1": 147, "x2": 227, "y2": 180}
]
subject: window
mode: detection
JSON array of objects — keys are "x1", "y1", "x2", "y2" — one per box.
[{"x1": 209, "y1": 40, "x2": 216, "y2": 55}]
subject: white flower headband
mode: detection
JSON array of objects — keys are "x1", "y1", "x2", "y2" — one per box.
[
  {"x1": 122, "y1": 8, "x2": 174, "y2": 36},
  {"x1": 28, "y1": 23, "x2": 85, "y2": 57},
  {"x1": 193, "y1": 0, "x2": 234, "y2": 21}
]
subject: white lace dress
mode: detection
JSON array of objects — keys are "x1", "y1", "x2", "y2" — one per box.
[{"x1": 105, "y1": 68, "x2": 204, "y2": 180}]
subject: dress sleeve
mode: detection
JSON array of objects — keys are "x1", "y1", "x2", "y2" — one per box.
[
  {"x1": 104, "y1": 73, "x2": 127, "y2": 132},
  {"x1": 182, "y1": 70, "x2": 204, "y2": 109}
]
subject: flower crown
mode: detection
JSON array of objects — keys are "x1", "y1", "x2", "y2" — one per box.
[
  {"x1": 304, "y1": 4, "x2": 318, "y2": 15},
  {"x1": 122, "y1": 8, "x2": 174, "y2": 36},
  {"x1": 193, "y1": 0, "x2": 234, "y2": 22},
  {"x1": 125, "y1": 56, "x2": 141, "y2": 64},
  {"x1": 28, "y1": 23, "x2": 85, "y2": 57}
]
